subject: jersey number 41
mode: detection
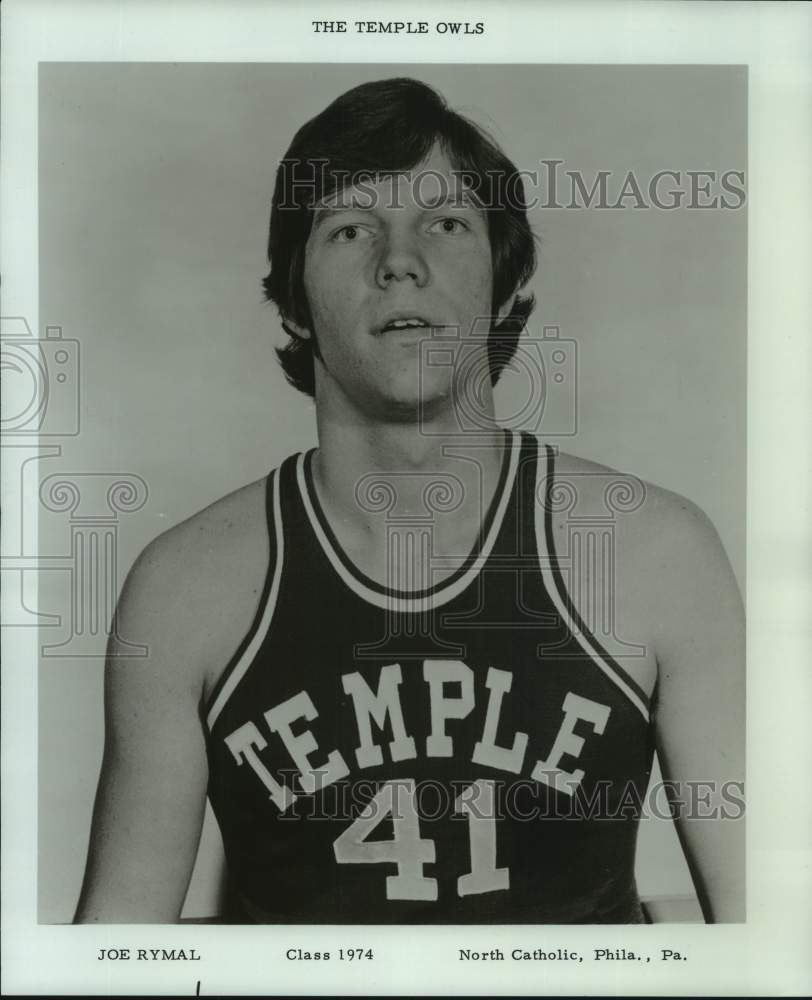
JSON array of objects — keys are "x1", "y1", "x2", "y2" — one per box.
[{"x1": 333, "y1": 778, "x2": 508, "y2": 900}]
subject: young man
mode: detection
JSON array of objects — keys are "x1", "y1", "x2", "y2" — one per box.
[{"x1": 75, "y1": 78, "x2": 744, "y2": 924}]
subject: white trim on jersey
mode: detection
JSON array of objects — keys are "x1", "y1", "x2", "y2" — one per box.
[
  {"x1": 533, "y1": 443, "x2": 651, "y2": 723},
  {"x1": 296, "y1": 430, "x2": 522, "y2": 615},
  {"x1": 206, "y1": 470, "x2": 285, "y2": 730}
]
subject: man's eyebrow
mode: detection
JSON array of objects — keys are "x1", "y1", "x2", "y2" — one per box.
[{"x1": 311, "y1": 197, "x2": 374, "y2": 229}]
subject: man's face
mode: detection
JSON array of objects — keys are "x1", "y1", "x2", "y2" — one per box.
[{"x1": 299, "y1": 146, "x2": 502, "y2": 422}]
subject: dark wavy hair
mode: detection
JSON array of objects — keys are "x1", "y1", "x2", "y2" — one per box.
[{"x1": 262, "y1": 77, "x2": 537, "y2": 398}]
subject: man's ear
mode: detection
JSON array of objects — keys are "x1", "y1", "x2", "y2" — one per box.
[{"x1": 283, "y1": 315, "x2": 312, "y2": 340}]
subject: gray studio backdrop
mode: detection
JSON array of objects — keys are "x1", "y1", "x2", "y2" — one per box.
[{"x1": 38, "y1": 63, "x2": 746, "y2": 922}]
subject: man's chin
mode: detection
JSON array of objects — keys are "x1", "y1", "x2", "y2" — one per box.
[
  {"x1": 362, "y1": 371, "x2": 447, "y2": 420},
  {"x1": 368, "y1": 385, "x2": 453, "y2": 427}
]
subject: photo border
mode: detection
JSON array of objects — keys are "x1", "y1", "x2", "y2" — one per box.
[{"x1": 2, "y1": 1, "x2": 810, "y2": 995}]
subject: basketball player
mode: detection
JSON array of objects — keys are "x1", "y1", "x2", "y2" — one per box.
[{"x1": 74, "y1": 79, "x2": 744, "y2": 924}]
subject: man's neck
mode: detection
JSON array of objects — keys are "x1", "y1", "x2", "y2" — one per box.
[
  {"x1": 310, "y1": 403, "x2": 507, "y2": 589},
  {"x1": 314, "y1": 409, "x2": 505, "y2": 518}
]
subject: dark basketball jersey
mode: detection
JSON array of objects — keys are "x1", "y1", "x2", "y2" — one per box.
[{"x1": 204, "y1": 430, "x2": 654, "y2": 923}]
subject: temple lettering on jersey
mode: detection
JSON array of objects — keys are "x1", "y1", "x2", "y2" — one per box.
[{"x1": 223, "y1": 659, "x2": 611, "y2": 812}]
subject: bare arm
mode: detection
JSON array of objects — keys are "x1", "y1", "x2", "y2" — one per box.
[
  {"x1": 74, "y1": 479, "x2": 268, "y2": 922},
  {"x1": 74, "y1": 537, "x2": 214, "y2": 923},
  {"x1": 647, "y1": 498, "x2": 746, "y2": 923}
]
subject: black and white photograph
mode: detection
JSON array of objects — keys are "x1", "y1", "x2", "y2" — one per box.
[
  {"x1": 37, "y1": 61, "x2": 748, "y2": 929},
  {"x1": 2, "y1": 2, "x2": 811, "y2": 996}
]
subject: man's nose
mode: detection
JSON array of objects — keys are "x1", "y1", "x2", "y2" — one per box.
[{"x1": 374, "y1": 230, "x2": 429, "y2": 289}]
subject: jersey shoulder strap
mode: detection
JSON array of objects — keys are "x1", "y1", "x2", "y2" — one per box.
[
  {"x1": 532, "y1": 439, "x2": 651, "y2": 721},
  {"x1": 204, "y1": 462, "x2": 288, "y2": 730}
]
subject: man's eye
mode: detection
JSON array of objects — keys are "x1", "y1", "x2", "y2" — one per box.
[
  {"x1": 332, "y1": 224, "x2": 373, "y2": 243},
  {"x1": 428, "y1": 217, "x2": 469, "y2": 235}
]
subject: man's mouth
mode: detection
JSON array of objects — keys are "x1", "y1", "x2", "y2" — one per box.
[{"x1": 377, "y1": 315, "x2": 436, "y2": 334}]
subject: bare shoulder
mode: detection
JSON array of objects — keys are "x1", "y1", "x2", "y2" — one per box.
[
  {"x1": 551, "y1": 447, "x2": 725, "y2": 561},
  {"x1": 130, "y1": 474, "x2": 269, "y2": 581},
  {"x1": 113, "y1": 474, "x2": 272, "y2": 702},
  {"x1": 550, "y1": 446, "x2": 742, "y2": 665}
]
